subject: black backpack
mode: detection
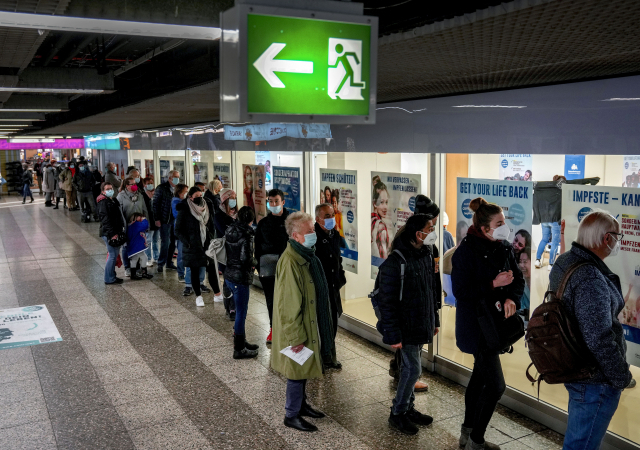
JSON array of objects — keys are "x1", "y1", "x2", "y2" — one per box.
[
  {"x1": 525, "y1": 262, "x2": 598, "y2": 389},
  {"x1": 369, "y1": 250, "x2": 406, "y2": 332}
]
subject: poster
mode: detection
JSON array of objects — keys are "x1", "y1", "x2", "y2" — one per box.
[
  {"x1": 224, "y1": 123, "x2": 332, "y2": 141},
  {"x1": 255, "y1": 150, "x2": 272, "y2": 190},
  {"x1": 273, "y1": 166, "x2": 301, "y2": 212},
  {"x1": 320, "y1": 169, "x2": 358, "y2": 273},
  {"x1": 562, "y1": 184, "x2": 640, "y2": 368},
  {"x1": 0, "y1": 305, "x2": 62, "y2": 350},
  {"x1": 144, "y1": 160, "x2": 154, "y2": 179},
  {"x1": 370, "y1": 172, "x2": 421, "y2": 279},
  {"x1": 623, "y1": 156, "x2": 640, "y2": 187},
  {"x1": 564, "y1": 155, "x2": 585, "y2": 180},
  {"x1": 191, "y1": 150, "x2": 201, "y2": 162},
  {"x1": 159, "y1": 160, "x2": 170, "y2": 183},
  {"x1": 173, "y1": 160, "x2": 185, "y2": 181},
  {"x1": 195, "y1": 162, "x2": 208, "y2": 183},
  {"x1": 213, "y1": 163, "x2": 231, "y2": 188},
  {"x1": 457, "y1": 178, "x2": 534, "y2": 315},
  {"x1": 242, "y1": 164, "x2": 267, "y2": 222},
  {"x1": 499, "y1": 154, "x2": 533, "y2": 181}
]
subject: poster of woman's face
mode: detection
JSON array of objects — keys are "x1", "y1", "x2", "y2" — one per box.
[{"x1": 244, "y1": 165, "x2": 254, "y2": 190}]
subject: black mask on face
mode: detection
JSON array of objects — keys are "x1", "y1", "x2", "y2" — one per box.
[{"x1": 193, "y1": 197, "x2": 204, "y2": 206}]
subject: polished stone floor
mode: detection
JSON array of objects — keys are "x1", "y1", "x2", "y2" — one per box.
[{"x1": 0, "y1": 194, "x2": 564, "y2": 449}]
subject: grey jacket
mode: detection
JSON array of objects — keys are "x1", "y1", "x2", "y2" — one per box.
[
  {"x1": 117, "y1": 190, "x2": 149, "y2": 226},
  {"x1": 549, "y1": 243, "x2": 632, "y2": 390},
  {"x1": 41, "y1": 166, "x2": 56, "y2": 193},
  {"x1": 105, "y1": 170, "x2": 122, "y2": 191}
]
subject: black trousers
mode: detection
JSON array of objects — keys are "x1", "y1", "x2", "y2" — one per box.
[
  {"x1": 167, "y1": 225, "x2": 176, "y2": 267},
  {"x1": 190, "y1": 262, "x2": 220, "y2": 296},
  {"x1": 463, "y1": 349, "x2": 506, "y2": 443},
  {"x1": 259, "y1": 276, "x2": 276, "y2": 328}
]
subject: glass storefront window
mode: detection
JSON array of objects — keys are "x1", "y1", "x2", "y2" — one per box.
[
  {"x1": 158, "y1": 150, "x2": 187, "y2": 184},
  {"x1": 187, "y1": 150, "x2": 232, "y2": 187}
]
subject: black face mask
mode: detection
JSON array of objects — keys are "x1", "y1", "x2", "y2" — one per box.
[{"x1": 193, "y1": 197, "x2": 204, "y2": 206}]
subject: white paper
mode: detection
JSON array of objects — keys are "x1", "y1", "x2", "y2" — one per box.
[{"x1": 280, "y1": 346, "x2": 314, "y2": 366}]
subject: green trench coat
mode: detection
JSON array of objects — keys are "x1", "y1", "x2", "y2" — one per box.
[{"x1": 270, "y1": 243, "x2": 324, "y2": 381}]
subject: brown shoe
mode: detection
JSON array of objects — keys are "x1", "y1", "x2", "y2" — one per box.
[{"x1": 414, "y1": 381, "x2": 429, "y2": 392}]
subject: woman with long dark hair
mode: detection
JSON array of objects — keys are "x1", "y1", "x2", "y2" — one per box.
[{"x1": 452, "y1": 197, "x2": 524, "y2": 450}]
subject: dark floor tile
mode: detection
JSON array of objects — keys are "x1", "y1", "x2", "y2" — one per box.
[{"x1": 51, "y1": 407, "x2": 135, "y2": 449}]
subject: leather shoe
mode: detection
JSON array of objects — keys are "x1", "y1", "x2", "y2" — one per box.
[
  {"x1": 414, "y1": 380, "x2": 429, "y2": 392},
  {"x1": 284, "y1": 415, "x2": 318, "y2": 432},
  {"x1": 324, "y1": 360, "x2": 342, "y2": 370},
  {"x1": 300, "y1": 403, "x2": 325, "y2": 419}
]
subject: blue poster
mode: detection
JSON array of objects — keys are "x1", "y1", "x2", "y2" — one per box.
[
  {"x1": 564, "y1": 155, "x2": 585, "y2": 180},
  {"x1": 273, "y1": 166, "x2": 301, "y2": 212}
]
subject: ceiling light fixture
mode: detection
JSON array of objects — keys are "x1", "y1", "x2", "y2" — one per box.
[
  {"x1": 0, "y1": 128, "x2": 23, "y2": 131},
  {"x1": 0, "y1": 118, "x2": 41, "y2": 121},
  {"x1": 452, "y1": 105, "x2": 527, "y2": 108},
  {"x1": 0, "y1": 124, "x2": 30, "y2": 127},
  {"x1": 601, "y1": 98, "x2": 640, "y2": 101},
  {"x1": 0, "y1": 109, "x2": 64, "y2": 112},
  {"x1": 0, "y1": 88, "x2": 105, "y2": 94}
]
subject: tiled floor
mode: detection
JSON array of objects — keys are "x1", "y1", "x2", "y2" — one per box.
[{"x1": 0, "y1": 194, "x2": 564, "y2": 449}]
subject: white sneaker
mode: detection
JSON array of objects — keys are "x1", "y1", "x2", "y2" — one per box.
[
  {"x1": 214, "y1": 294, "x2": 224, "y2": 303},
  {"x1": 548, "y1": 264, "x2": 553, "y2": 271},
  {"x1": 195, "y1": 296, "x2": 205, "y2": 307},
  {"x1": 125, "y1": 269, "x2": 131, "y2": 277},
  {"x1": 146, "y1": 260, "x2": 154, "y2": 267},
  {"x1": 534, "y1": 259, "x2": 542, "y2": 268}
]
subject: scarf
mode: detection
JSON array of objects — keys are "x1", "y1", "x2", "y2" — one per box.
[
  {"x1": 289, "y1": 239, "x2": 334, "y2": 360},
  {"x1": 188, "y1": 198, "x2": 209, "y2": 246}
]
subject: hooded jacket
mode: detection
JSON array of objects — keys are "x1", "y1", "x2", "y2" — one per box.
[
  {"x1": 41, "y1": 166, "x2": 56, "y2": 193},
  {"x1": 96, "y1": 194, "x2": 125, "y2": 238},
  {"x1": 58, "y1": 167, "x2": 73, "y2": 191},
  {"x1": 117, "y1": 189, "x2": 149, "y2": 228},
  {"x1": 452, "y1": 226, "x2": 524, "y2": 354},
  {"x1": 174, "y1": 198, "x2": 216, "y2": 267},
  {"x1": 224, "y1": 222, "x2": 256, "y2": 285},
  {"x1": 126, "y1": 219, "x2": 149, "y2": 258}
]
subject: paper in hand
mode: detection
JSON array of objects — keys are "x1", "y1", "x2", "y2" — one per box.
[{"x1": 280, "y1": 345, "x2": 314, "y2": 366}]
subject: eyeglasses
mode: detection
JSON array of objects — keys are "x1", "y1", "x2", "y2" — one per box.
[{"x1": 608, "y1": 232, "x2": 624, "y2": 241}]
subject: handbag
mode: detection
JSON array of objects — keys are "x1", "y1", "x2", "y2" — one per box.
[
  {"x1": 259, "y1": 254, "x2": 279, "y2": 277},
  {"x1": 476, "y1": 298, "x2": 525, "y2": 354},
  {"x1": 108, "y1": 231, "x2": 127, "y2": 247},
  {"x1": 206, "y1": 237, "x2": 226, "y2": 265}
]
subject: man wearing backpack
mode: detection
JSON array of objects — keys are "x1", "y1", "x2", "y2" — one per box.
[
  {"x1": 376, "y1": 214, "x2": 440, "y2": 435},
  {"x1": 549, "y1": 211, "x2": 632, "y2": 450}
]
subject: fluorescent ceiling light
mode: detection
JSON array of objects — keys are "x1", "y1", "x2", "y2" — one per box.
[
  {"x1": 452, "y1": 105, "x2": 527, "y2": 108},
  {"x1": 0, "y1": 118, "x2": 41, "y2": 121},
  {"x1": 0, "y1": 109, "x2": 64, "y2": 112},
  {"x1": 0, "y1": 124, "x2": 29, "y2": 127},
  {"x1": 601, "y1": 98, "x2": 640, "y2": 101},
  {"x1": 0, "y1": 88, "x2": 105, "y2": 94},
  {"x1": 9, "y1": 138, "x2": 55, "y2": 143},
  {"x1": 0, "y1": 128, "x2": 23, "y2": 131}
]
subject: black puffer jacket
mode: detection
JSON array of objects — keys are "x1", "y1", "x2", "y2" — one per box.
[
  {"x1": 142, "y1": 191, "x2": 158, "y2": 231},
  {"x1": 204, "y1": 190, "x2": 218, "y2": 219},
  {"x1": 174, "y1": 198, "x2": 216, "y2": 267},
  {"x1": 73, "y1": 169, "x2": 96, "y2": 193},
  {"x1": 214, "y1": 210, "x2": 235, "y2": 238},
  {"x1": 224, "y1": 222, "x2": 256, "y2": 285},
  {"x1": 452, "y1": 227, "x2": 524, "y2": 355},
  {"x1": 255, "y1": 208, "x2": 290, "y2": 270},
  {"x1": 96, "y1": 194, "x2": 125, "y2": 238},
  {"x1": 314, "y1": 222, "x2": 346, "y2": 316},
  {"x1": 152, "y1": 181, "x2": 173, "y2": 224},
  {"x1": 376, "y1": 237, "x2": 441, "y2": 346}
]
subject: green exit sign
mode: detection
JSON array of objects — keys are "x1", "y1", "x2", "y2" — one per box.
[{"x1": 221, "y1": 4, "x2": 378, "y2": 124}]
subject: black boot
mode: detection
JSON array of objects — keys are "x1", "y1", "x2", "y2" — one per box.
[
  {"x1": 284, "y1": 415, "x2": 318, "y2": 432},
  {"x1": 244, "y1": 338, "x2": 259, "y2": 351},
  {"x1": 130, "y1": 268, "x2": 143, "y2": 280},
  {"x1": 53, "y1": 198, "x2": 60, "y2": 209},
  {"x1": 141, "y1": 268, "x2": 153, "y2": 279},
  {"x1": 388, "y1": 408, "x2": 419, "y2": 435},
  {"x1": 233, "y1": 334, "x2": 258, "y2": 359},
  {"x1": 300, "y1": 402, "x2": 325, "y2": 419}
]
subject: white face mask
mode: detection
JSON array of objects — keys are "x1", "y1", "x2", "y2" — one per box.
[
  {"x1": 423, "y1": 231, "x2": 438, "y2": 245},
  {"x1": 608, "y1": 236, "x2": 621, "y2": 257},
  {"x1": 490, "y1": 224, "x2": 511, "y2": 241}
]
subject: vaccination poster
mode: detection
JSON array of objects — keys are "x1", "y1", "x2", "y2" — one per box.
[
  {"x1": 273, "y1": 166, "x2": 301, "y2": 212},
  {"x1": 255, "y1": 150, "x2": 272, "y2": 190},
  {"x1": 0, "y1": 305, "x2": 62, "y2": 350},
  {"x1": 213, "y1": 163, "x2": 231, "y2": 188},
  {"x1": 623, "y1": 156, "x2": 640, "y2": 187},
  {"x1": 242, "y1": 164, "x2": 267, "y2": 223},
  {"x1": 319, "y1": 168, "x2": 358, "y2": 274},
  {"x1": 562, "y1": 184, "x2": 640, "y2": 368},
  {"x1": 564, "y1": 155, "x2": 585, "y2": 180},
  {"x1": 499, "y1": 154, "x2": 533, "y2": 181},
  {"x1": 370, "y1": 172, "x2": 421, "y2": 279},
  {"x1": 457, "y1": 178, "x2": 534, "y2": 315}
]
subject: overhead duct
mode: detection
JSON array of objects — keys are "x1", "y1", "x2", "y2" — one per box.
[{"x1": 113, "y1": 39, "x2": 186, "y2": 77}]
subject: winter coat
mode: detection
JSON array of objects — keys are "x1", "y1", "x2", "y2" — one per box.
[
  {"x1": 73, "y1": 169, "x2": 96, "y2": 193},
  {"x1": 270, "y1": 242, "x2": 324, "y2": 380},
  {"x1": 174, "y1": 198, "x2": 216, "y2": 267},
  {"x1": 104, "y1": 170, "x2": 121, "y2": 191},
  {"x1": 224, "y1": 222, "x2": 256, "y2": 285},
  {"x1": 451, "y1": 227, "x2": 524, "y2": 355},
  {"x1": 255, "y1": 208, "x2": 290, "y2": 271},
  {"x1": 126, "y1": 219, "x2": 149, "y2": 258},
  {"x1": 152, "y1": 181, "x2": 174, "y2": 225},
  {"x1": 117, "y1": 190, "x2": 149, "y2": 225},
  {"x1": 314, "y1": 222, "x2": 346, "y2": 316},
  {"x1": 58, "y1": 168, "x2": 73, "y2": 191},
  {"x1": 96, "y1": 194, "x2": 125, "y2": 239},
  {"x1": 41, "y1": 166, "x2": 56, "y2": 193},
  {"x1": 22, "y1": 170, "x2": 33, "y2": 185},
  {"x1": 532, "y1": 177, "x2": 600, "y2": 225},
  {"x1": 204, "y1": 190, "x2": 218, "y2": 217},
  {"x1": 549, "y1": 243, "x2": 632, "y2": 390},
  {"x1": 214, "y1": 210, "x2": 235, "y2": 238},
  {"x1": 91, "y1": 169, "x2": 103, "y2": 199},
  {"x1": 54, "y1": 168, "x2": 65, "y2": 197},
  {"x1": 376, "y1": 237, "x2": 441, "y2": 346},
  {"x1": 171, "y1": 197, "x2": 181, "y2": 226},
  {"x1": 142, "y1": 191, "x2": 158, "y2": 231}
]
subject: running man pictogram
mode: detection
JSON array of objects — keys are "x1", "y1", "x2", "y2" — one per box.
[
  {"x1": 328, "y1": 38, "x2": 366, "y2": 100},
  {"x1": 330, "y1": 43, "x2": 365, "y2": 93}
]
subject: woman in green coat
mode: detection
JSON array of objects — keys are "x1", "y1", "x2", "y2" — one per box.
[{"x1": 271, "y1": 212, "x2": 333, "y2": 433}]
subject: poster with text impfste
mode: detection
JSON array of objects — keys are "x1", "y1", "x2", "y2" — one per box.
[
  {"x1": 370, "y1": 172, "x2": 421, "y2": 279},
  {"x1": 319, "y1": 169, "x2": 358, "y2": 274}
]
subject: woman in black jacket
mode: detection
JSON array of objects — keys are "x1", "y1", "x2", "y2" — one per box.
[
  {"x1": 174, "y1": 186, "x2": 222, "y2": 307},
  {"x1": 224, "y1": 206, "x2": 259, "y2": 360},
  {"x1": 215, "y1": 188, "x2": 238, "y2": 319},
  {"x1": 451, "y1": 197, "x2": 524, "y2": 450},
  {"x1": 97, "y1": 182, "x2": 125, "y2": 285}
]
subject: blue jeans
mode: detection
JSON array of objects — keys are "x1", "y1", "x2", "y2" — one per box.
[
  {"x1": 176, "y1": 240, "x2": 185, "y2": 277},
  {"x1": 225, "y1": 280, "x2": 250, "y2": 335},
  {"x1": 563, "y1": 383, "x2": 621, "y2": 450},
  {"x1": 537, "y1": 222, "x2": 561, "y2": 264},
  {"x1": 145, "y1": 229, "x2": 160, "y2": 261},
  {"x1": 157, "y1": 223, "x2": 172, "y2": 267},
  {"x1": 392, "y1": 344, "x2": 423, "y2": 415},
  {"x1": 285, "y1": 379, "x2": 307, "y2": 418},
  {"x1": 186, "y1": 266, "x2": 206, "y2": 288},
  {"x1": 102, "y1": 236, "x2": 121, "y2": 283}
]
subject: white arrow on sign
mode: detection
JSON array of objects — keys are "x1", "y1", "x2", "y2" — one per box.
[{"x1": 253, "y1": 43, "x2": 313, "y2": 88}]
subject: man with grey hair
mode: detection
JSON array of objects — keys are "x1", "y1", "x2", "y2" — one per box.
[
  {"x1": 314, "y1": 202, "x2": 346, "y2": 370},
  {"x1": 549, "y1": 210, "x2": 632, "y2": 450},
  {"x1": 271, "y1": 211, "x2": 329, "y2": 432},
  {"x1": 105, "y1": 162, "x2": 122, "y2": 192},
  {"x1": 153, "y1": 169, "x2": 181, "y2": 273}
]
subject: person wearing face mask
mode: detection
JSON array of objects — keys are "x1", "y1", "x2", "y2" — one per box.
[
  {"x1": 53, "y1": 163, "x2": 66, "y2": 210},
  {"x1": 58, "y1": 163, "x2": 77, "y2": 210},
  {"x1": 127, "y1": 168, "x2": 144, "y2": 192},
  {"x1": 215, "y1": 188, "x2": 238, "y2": 320},
  {"x1": 313, "y1": 203, "x2": 346, "y2": 370},
  {"x1": 171, "y1": 184, "x2": 189, "y2": 282},
  {"x1": 255, "y1": 189, "x2": 291, "y2": 343},
  {"x1": 141, "y1": 177, "x2": 160, "y2": 266},
  {"x1": 117, "y1": 177, "x2": 149, "y2": 278},
  {"x1": 271, "y1": 212, "x2": 328, "y2": 433},
  {"x1": 105, "y1": 162, "x2": 122, "y2": 192},
  {"x1": 72, "y1": 162, "x2": 98, "y2": 221},
  {"x1": 375, "y1": 214, "x2": 440, "y2": 436},
  {"x1": 452, "y1": 197, "x2": 524, "y2": 450},
  {"x1": 153, "y1": 170, "x2": 181, "y2": 273},
  {"x1": 205, "y1": 179, "x2": 223, "y2": 213},
  {"x1": 41, "y1": 162, "x2": 56, "y2": 207},
  {"x1": 97, "y1": 182, "x2": 125, "y2": 285},
  {"x1": 549, "y1": 211, "x2": 632, "y2": 450}
]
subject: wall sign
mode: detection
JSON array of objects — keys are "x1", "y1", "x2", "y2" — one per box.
[
  {"x1": 273, "y1": 166, "x2": 301, "y2": 212},
  {"x1": 499, "y1": 154, "x2": 533, "y2": 181},
  {"x1": 564, "y1": 155, "x2": 585, "y2": 180}
]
